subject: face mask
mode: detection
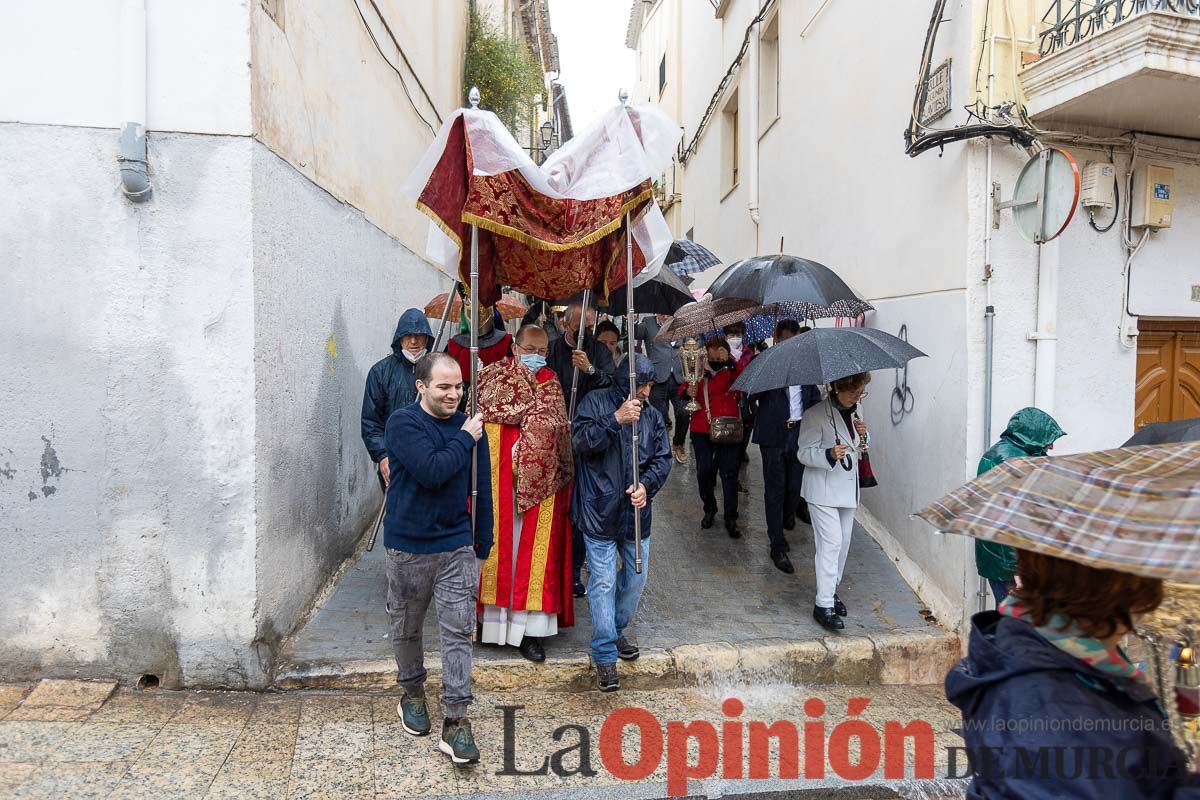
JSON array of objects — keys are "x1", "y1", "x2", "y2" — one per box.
[
  {"x1": 708, "y1": 358, "x2": 729, "y2": 370},
  {"x1": 402, "y1": 348, "x2": 427, "y2": 364},
  {"x1": 519, "y1": 354, "x2": 547, "y2": 372},
  {"x1": 726, "y1": 336, "x2": 743, "y2": 350}
]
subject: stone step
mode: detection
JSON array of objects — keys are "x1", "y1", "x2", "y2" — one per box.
[{"x1": 273, "y1": 628, "x2": 960, "y2": 692}]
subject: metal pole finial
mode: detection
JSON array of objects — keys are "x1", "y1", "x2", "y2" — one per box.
[
  {"x1": 468, "y1": 87, "x2": 481, "y2": 109},
  {"x1": 618, "y1": 88, "x2": 630, "y2": 106}
]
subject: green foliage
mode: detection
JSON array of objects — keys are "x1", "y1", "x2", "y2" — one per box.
[{"x1": 463, "y1": 7, "x2": 544, "y2": 132}]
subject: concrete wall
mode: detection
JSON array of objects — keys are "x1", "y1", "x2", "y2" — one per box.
[
  {"x1": 250, "y1": 0, "x2": 467, "y2": 255},
  {"x1": 0, "y1": 0, "x2": 251, "y2": 134},
  {"x1": 250, "y1": 144, "x2": 451, "y2": 653},
  {"x1": 0, "y1": 124, "x2": 261, "y2": 687}
]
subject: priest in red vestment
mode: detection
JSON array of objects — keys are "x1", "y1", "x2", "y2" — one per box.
[{"x1": 475, "y1": 324, "x2": 574, "y2": 662}]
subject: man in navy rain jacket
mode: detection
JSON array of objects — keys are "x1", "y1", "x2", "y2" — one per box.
[{"x1": 361, "y1": 308, "x2": 434, "y2": 487}]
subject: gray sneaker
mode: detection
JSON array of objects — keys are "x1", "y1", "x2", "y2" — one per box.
[
  {"x1": 596, "y1": 662, "x2": 619, "y2": 692},
  {"x1": 616, "y1": 635, "x2": 640, "y2": 661},
  {"x1": 397, "y1": 692, "x2": 431, "y2": 736},
  {"x1": 439, "y1": 717, "x2": 480, "y2": 765}
]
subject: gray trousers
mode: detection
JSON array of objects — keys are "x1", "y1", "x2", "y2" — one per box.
[{"x1": 385, "y1": 545, "x2": 479, "y2": 717}]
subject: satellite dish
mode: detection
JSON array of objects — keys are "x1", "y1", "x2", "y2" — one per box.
[{"x1": 993, "y1": 147, "x2": 1080, "y2": 244}]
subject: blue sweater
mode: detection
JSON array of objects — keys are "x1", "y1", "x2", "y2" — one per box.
[{"x1": 383, "y1": 404, "x2": 494, "y2": 560}]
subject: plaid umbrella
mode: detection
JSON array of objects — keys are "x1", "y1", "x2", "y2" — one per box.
[
  {"x1": 654, "y1": 294, "x2": 761, "y2": 342},
  {"x1": 917, "y1": 442, "x2": 1200, "y2": 583},
  {"x1": 665, "y1": 239, "x2": 722, "y2": 276}
]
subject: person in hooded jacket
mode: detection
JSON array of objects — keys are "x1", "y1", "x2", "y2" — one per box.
[
  {"x1": 571, "y1": 354, "x2": 672, "y2": 692},
  {"x1": 976, "y1": 407, "x2": 1065, "y2": 605},
  {"x1": 946, "y1": 550, "x2": 1200, "y2": 799},
  {"x1": 362, "y1": 308, "x2": 434, "y2": 488}
]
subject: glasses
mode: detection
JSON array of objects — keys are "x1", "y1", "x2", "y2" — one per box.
[
  {"x1": 515, "y1": 343, "x2": 549, "y2": 357},
  {"x1": 838, "y1": 389, "x2": 869, "y2": 401}
]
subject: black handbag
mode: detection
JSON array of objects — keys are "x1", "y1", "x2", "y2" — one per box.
[{"x1": 704, "y1": 379, "x2": 744, "y2": 445}]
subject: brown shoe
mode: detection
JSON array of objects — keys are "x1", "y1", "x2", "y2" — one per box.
[{"x1": 672, "y1": 444, "x2": 689, "y2": 464}]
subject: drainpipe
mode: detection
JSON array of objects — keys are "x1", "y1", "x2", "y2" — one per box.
[
  {"x1": 978, "y1": 24, "x2": 998, "y2": 613},
  {"x1": 119, "y1": 0, "x2": 151, "y2": 202},
  {"x1": 746, "y1": 3, "x2": 761, "y2": 254},
  {"x1": 1029, "y1": 239, "x2": 1058, "y2": 414}
]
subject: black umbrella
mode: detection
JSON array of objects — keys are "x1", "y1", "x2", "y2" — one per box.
[
  {"x1": 602, "y1": 266, "x2": 694, "y2": 314},
  {"x1": 1123, "y1": 417, "x2": 1200, "y2": 447},
  {"x1": 731, "y1": 327, "x2": 927, "y2": 394},
  {"x1": 708, "y1": 254, "x2": 874, "y2": 320}
]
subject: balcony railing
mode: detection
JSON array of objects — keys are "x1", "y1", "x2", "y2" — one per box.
[{"x1": 1039, "y1": 0, "x2": 1200, "y2": 55}]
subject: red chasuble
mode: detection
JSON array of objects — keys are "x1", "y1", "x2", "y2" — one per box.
[
  {"x1": 447, "y1": 333, "x2": 513, "y2": 381},
  {"x1": 476, "y1": 359, "x2": 574, "y2": 625}
]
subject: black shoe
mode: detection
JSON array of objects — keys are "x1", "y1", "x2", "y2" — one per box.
[
  {"x1": 797, "y1": 507, "x2": 812, "y2": 525},
  {"x1": 813, "y1": 605, "x2": 844, "y2": 631},
  {"x1": 725, "y1": 518, "x2": 741, "y2": 538},
  {"x1": 782, "y1": 514, "x2": 796, "y2": 531},
  {"x1": 771, "y1": 551, "x2": 794, "y2": 574},
  {"x1": 573, "y1": 579, "x2": 587, "y2": 598},
  {"x1": 596, "y1": 662, "x2": 619, "y2": 692},
  {"x1": 737, "y1": 481, "x2": 749, "y2": 494},
  {"x1": 616, "y1": 635, "x2": 640, "y2": 661},
  {"x1": 834, "y1": 594, "x2": 847, "y2": 617},
  {"x1": 519, "y1": 636, "x2": 545, "y2": 663},
  {"x1": 701, "y1": 511, "x2": 716, "y2": 529}
]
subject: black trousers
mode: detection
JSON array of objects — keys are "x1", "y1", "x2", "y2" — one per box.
[
  {"x1": 650, "y1": 377, "x2": 692, "y2": 447},
  {"x1": 692, "y1": 431, "x2": 740, "y2": 521},
  {"x1": 760, "y1": 426, "x2": 805, "y2": 554}
]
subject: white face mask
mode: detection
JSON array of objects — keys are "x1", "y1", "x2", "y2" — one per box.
[
  {"x1": 402, "y1": 348, "x2": 427, "y2": 364},
  {"x1": 727, "y1": 336, "x2": 743, "y2": 351}
]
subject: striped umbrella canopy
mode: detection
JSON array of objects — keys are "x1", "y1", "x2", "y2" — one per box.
[
  {"x1": 917, "y1": 442, "x2": 1200, "y2": 583},
  {"x1": 665, "y1": 239, "x2": 722, "y2": 276},
  {"x1": 654, "y1": 294, "x2": 761, "y2": 342}
]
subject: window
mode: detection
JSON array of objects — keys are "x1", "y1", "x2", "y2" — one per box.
[
  {"x1": 658, "y1": 54, "x2": 667, "y2": 96},
  {"x1": 722, "y1": 90, "x2": 740, "y2": 195},
  {"x1": 759, "y1": 11, "x2": 780, "y2": 131}
]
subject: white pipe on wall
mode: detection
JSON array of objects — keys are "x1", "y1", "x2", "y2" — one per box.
[
  {"x1": 1030, "y1": 240, "x2": 1058, "y2": 414},
  {"x1": 746, "y1": 3, "x2": 761, "y2": 251},
  {"x1": 118, "y1": 0, "x2": 151, "y2": 202}
]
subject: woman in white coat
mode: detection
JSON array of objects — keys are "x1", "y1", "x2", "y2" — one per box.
[{"x1": 796, "y1": 372, "x2": 871, "y2": 631}]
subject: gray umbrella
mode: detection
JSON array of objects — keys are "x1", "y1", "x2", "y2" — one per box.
[
  {"x1": 1123, "y1": 417, "x2": 1200, "y2": 447},
  {"x1": 731, "y1": 327, "x2": 927, "y2": 394},
  {"x1": 708, "y1": 254, "x2": 874, "y2": 320}
]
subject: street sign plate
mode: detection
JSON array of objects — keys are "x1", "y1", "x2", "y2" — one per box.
[{"x1": 919, "y1": 60, "x2": 952, "y2": 126}]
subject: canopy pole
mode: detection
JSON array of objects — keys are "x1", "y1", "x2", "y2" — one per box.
[
  {"x1": 469, "y1": 224, "x2": 479, "y2": 544},
  {"x1": 430, "y1": 279, "x2": 460, "y2": 353},
  {"x1": 568, "y1": 289, "x2": 592, "y2": 419},
  {"x1": 626, "y1": 210, "x2": 643, "y2": 573}
]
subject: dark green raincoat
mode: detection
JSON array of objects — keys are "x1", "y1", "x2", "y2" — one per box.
[{"x1": 974, "y1": 408, "x2": 1066, "y2": 581}]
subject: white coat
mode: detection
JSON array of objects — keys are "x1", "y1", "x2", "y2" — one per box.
[{"x1": 797, "y1": 397, "x2": 865, "y2": 509}]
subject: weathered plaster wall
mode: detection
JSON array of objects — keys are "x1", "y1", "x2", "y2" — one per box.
[
  {"x1": 250, "y1": 0, "x2": 467, "y2": 255},
  {"x1": 0, "y1": 124, "x2": 261, "y2": 687},
  {"x1": 250, "y1": 144, "x2": 453, "y2": 655}
]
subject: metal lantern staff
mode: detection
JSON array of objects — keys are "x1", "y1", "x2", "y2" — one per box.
[
  {"x1": 619, "y1": 88, "x2": 643, "y2": 573},
  {"x1": 567, "y1": 288, "x2": 592, "y2": 419},
  {"x1": 467, "y1": 87, "x2": 482, "y2": 543}
]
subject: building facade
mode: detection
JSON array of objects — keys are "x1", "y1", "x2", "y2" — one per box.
[
  {"x1": 629, "y1": 0, "x2": 1200, "y2": 633},
  {"x1": 0, "y1": 0, "x2": 468, "y2": 688}
]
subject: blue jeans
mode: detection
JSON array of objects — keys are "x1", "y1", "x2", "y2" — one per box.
[
  {"x1": 584, "y1": 534, "x2": 651, "y2": 665},
  {"x1": 988, "y1": 578, "x2": 1012, "y2": 606}
]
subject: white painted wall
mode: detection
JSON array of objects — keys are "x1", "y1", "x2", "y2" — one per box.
[
  {"x1": 0, "y1": 125, "x2": 260, "y2": 687},
  {"x1": 0, "y1": 0, "x2": 252, "y2": 134},
  {"x1": 251, "y1": 144, "x2": 452, "y2": 646}
]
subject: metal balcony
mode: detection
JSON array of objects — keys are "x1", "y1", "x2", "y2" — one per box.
[{"x1": 1023, "y1": 0, "x2": 1200, "y2": 137}]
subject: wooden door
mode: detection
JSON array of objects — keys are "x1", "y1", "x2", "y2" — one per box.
[{"x1": 1135, "y1": 321, "x2": 1200, "y2": 428}]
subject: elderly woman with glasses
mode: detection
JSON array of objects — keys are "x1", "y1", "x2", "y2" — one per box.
[{"x1": 796, "y1": 372, "x2": 871, "y2": 631}]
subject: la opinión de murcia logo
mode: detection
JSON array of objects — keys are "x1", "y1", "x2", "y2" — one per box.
[{"x1": 498, "y1": 697, "x2": 937, "y2": 796}]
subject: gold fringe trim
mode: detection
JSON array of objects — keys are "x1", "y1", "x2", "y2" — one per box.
[
  {"x1": 415, "y1": 200, "x2": 465, "y2": 261},
  {"x1": 461, "y1": 187, "x2": 652, "y2": 253}
]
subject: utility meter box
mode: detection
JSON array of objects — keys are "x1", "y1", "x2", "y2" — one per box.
[
  {"x1": 1081, "y1": 162, "x2": 1116, "y2": 209},
  {"x1": 1132, "y1": 164, "x2": 1175, "y2": 229}
]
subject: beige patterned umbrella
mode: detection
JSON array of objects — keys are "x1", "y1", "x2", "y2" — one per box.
[
  {"x1": 654, "y1": 294, "x2": 761, "y2": 343},
  {"x1": 917, "y1": 442, "x2": 1200, "y2": 583}
]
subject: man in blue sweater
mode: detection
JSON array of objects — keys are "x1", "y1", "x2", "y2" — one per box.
[{"x1": 383, "y1": 352, "x2": 493, "y2": 765}]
